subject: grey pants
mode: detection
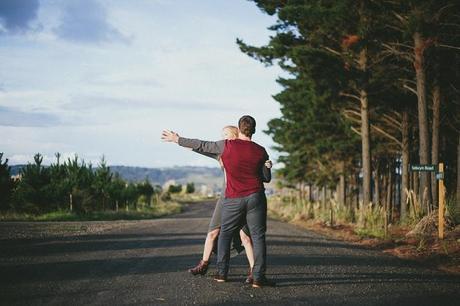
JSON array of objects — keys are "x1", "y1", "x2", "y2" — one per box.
[
  {"x1": 209, "y1": 197, "x2": 250, "y2": 235},
  {"x1": 217, "y1": 191, "x2": 267, "y2": 281},
  {"x1": 209, "y1": 197, "x2": 249, "y2": 255}
]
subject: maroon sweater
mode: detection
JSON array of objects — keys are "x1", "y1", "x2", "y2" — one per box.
[{"x1": 178, "y1": 137, "x2": 269, "y2": 198}]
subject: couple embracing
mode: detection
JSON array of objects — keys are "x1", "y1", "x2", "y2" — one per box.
[{"x1": 162, "y1": 115, "x2": 275, "y2": 288}]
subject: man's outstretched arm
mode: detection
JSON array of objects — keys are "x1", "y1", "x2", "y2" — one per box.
[{"x1": 161, "y1": 130, "x2": 225, "y2": 155}]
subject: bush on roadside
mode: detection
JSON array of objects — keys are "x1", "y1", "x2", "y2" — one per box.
[{"x1": 4, "y1": 153, "x2": 166, "y2": 216}]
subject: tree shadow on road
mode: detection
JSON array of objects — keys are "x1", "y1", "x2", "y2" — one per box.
[
  {"x1": 1, "y1": 232, "x2": 378, "y2": 258},
  {"x1": 3, "y1": 250, "x2": 459, "y2": 286},
  {"x1": 271, "y1": 271, "x2": 460, "y2": 287},
  {"x1": 1, "y1": 236, "x2": 207, "y2": 257}
]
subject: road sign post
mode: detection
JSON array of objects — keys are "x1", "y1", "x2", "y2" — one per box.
[
  {"x1": 411, "y1": 163, "x2": 446, "y2": 239},
  {"x1": 438, "y1": 163, "x2": 445, "y2": 240}
]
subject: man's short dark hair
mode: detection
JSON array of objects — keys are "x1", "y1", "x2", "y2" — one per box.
[{"x1": 238, "y1": 115, "x2": 256, "y2": 137}]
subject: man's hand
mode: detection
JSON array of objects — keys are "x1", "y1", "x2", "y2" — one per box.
[
  {"x1": 161, "y1": 130, "x2": 180, "y2": 143},
  {"x1": 265, "y1": 160, "x2": 273, "y2": 169}
]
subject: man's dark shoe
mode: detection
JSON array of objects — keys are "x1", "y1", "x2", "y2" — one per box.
[
  {"x1": 244, "y1": 267, "x2": 253, "y2": 284},
  {"x1": 188, "y1": 260, "x2": 209, "y2": 275},
  {"x1": 252, "y1": 277, "x2": 276, "y2": 288},
  {"x1": 213, "y1": 274, "x2": 227, "y2": 283}
]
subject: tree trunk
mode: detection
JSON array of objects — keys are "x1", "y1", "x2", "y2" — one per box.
[
  {"x1": 382, "y1": 171, "x2": 388, "y2": 206},
  {"x1": 395, "y1": 161, "x2": 400, "y2": 218},
  {"x1": 355, "y1": 172, "x2": 360, "y2": 210},
  {"x1": 359, "y1": 48, "x2": 372, "y2": 208},
  {"x1": 394, "y1": 160, "x2": 399, "y2": 221},
  {"x1": 413, "y1": 32, "x2": 432, "y2": 211},
  {"x1": 386, "y1": 161, "x2": 393, "y2": 222},
  {"x1": 322, "y1": 186, "x2": 327, "y2": 206},
  {"x1": 339, "y1": 161, "x2": 346, "y2": 207},
  {"x1": 298, "y1": 182, "x2": 303, "y2": 204},
  {"x1": 457, "y1": 134, "x2": 460, "y2": 217},
  {"x1": 431, "y1": 84, "x2": 440, "y2": 207},
  {"x1": 302, "y1": 182, "x2": 306, "y2": 204},
  {"x1": 409, "y1": 168, "x2": 413, "y2": 190},
  {"x1": 346, "y1": 176, "x2": 352, "y2": 208},
  {"x1": 374, "y1": 159, "x2": 380, "y2": 205},
  {"x1": 401, "y1": 110, "x2": 410, "y2": 220},
  {"x1": 360, "y1": 92, "x2": 372, "y2": 206}
]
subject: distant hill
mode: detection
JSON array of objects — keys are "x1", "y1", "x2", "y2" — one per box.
[{"x1": 10, "y1": 164, "x2": 223, "y2": 190}]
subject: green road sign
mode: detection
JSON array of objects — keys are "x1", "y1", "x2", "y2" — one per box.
[{"x1": 410, "y1": 164, "x2": 436, "y2": 172}]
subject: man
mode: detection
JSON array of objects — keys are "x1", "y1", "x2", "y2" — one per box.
[{"x1": 161, "y1": 115, "x2": 275, "y2": 288}]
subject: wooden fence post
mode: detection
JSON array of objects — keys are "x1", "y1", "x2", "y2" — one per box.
[
  {"x1": 69, "y1": 193, "x2": 73, "y2": 212},
  {"x1": 438, "y1": 163, "x2": 445, "y2": 240}
]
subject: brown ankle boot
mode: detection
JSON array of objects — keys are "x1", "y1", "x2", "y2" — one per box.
[
  {"x1": 188, "y1": 260, "x2": 209, "y2": 275},
  {"x1": 245, "y1": 267, "x2": 253, "y2": 284}
]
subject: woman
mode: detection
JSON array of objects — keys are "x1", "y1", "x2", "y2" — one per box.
[{"x1": 186, "y1": 125, "x2": 272, "y2": 284}]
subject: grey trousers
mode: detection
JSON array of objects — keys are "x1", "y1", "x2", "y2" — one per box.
[
  {"x1": 209, "y1": 197, "x2": 249, "y2": 255},
  {"x1": 208, "y1": 197, "x2": 250, "y2": 236},
  {"x1": 217, "y1": 191, "x2": 267, "y2": 281}
]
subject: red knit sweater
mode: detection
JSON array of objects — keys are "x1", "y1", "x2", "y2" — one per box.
[{"x1": 221, "y1": 139, "x2": 268, "y2": 198}]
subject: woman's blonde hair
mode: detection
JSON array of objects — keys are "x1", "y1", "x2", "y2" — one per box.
[{"x1": 222, "y1": 125, "x2": 239, "y2": 139}]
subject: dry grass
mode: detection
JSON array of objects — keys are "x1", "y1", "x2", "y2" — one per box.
[
  {"x1": 268, "y1": 195, "x2": 387, "y2": 238},
  {"x1": 0, "y1": 201, "x2": 182, "y2": 222},
  {"x1": 268, "y1": 194, "x2": 460, "y2": 274}
]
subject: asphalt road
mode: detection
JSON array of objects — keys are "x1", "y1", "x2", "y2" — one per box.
[{"x1": 1, "y1": 201, "x2": 460, "y2": 306}]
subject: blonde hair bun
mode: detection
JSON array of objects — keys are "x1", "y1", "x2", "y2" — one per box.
[{"x1": 222, "y1": 125, "x2": 239, "y2": 139}]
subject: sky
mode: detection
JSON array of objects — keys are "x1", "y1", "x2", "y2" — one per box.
[{"x1": 0, "y1": 0, "x2": 282, "y2": 168}]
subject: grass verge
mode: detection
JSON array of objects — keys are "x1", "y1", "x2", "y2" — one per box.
[
  {"x1": 0, "y1": 201, "x2": 182, "y2": 222},
  {"x1": 267, "y1": 196, "x2": 460, "y2": 274}
]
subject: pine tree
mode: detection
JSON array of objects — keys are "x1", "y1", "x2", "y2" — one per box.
[
  {"x1": 0, "y1": 153, "x2": 14, "y2": 211},
  {"x1": 13, "y1": 154, "x2": 52, "y2": 213},
  {"x1": 93, "y1": 155, "x2": 113, "y2": 211}
]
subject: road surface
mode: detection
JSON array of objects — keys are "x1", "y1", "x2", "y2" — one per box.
[{"x1": 1, "y1": 201, "x2": 459, "y2": 305}]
